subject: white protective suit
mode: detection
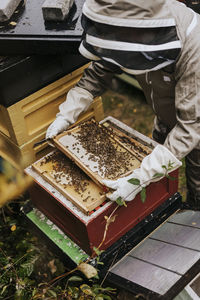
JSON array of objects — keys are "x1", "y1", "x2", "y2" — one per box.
[{"x1": 46, "y1": 0, "x2": 200, "y2": 208}]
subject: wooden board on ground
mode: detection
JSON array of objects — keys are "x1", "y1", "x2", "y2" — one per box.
[
  {"x1": 53, "y1": 119, "x2": 142, "y2": 187},
  {"x1": 32, "y1": 150, "x2": 106, "y2": 215},
  {"x1": 108, "y1": 209, "x2": 200, "y2": 299}
]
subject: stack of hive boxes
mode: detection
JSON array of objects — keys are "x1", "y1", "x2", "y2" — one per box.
[{"x1": 0, "y1": 63, "x2": 104, "y2": 168}]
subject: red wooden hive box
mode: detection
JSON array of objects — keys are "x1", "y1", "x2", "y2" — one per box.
[{"x1": 25, "y1": 117, "x2": 179, "y2": 255}]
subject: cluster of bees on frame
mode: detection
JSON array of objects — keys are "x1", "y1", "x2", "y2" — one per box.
[
  {"x1": 39, "y1": 151, "x2": 104, "y2": 203},
  {"x1": 67, "y1": 121, "x2": 136, "y2": 179}
]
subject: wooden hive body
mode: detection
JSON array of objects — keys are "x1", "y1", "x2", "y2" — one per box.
[
  {"x1": 26, "y1": 117, "x2": 179, "y2": 255},
  {"x1": 0, "y1": 64, "x2": 91, "y2": 146}
]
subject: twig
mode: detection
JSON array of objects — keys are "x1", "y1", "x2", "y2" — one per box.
[{"x1": 100, "y1": 249, "x2": 119, "y2": 287}]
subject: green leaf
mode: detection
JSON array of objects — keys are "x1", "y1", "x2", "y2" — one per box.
[
  {"x1": 93, "y1": 284, "x2": 101, "y2": 288},
  {"x1": 128, "y1": 178, "x2": 140, "y2": 185},
  {"x1": 95, "y1": 296, "x2": 104, "y2": 300},
  {"x1": 20, "y1": 262, "x2": 34, "y2": 277},
  {"x1": 20, "y1": 254, "x2": 39, "y2": 277},
  {"x1": 140, "y1": 188, "x2": 146, "y2": 203},
  {"x1": 15, "y1": 288, "x2": 25, "y2": 299},
  {"x1": 97, "y1": 261, "x2": 104, "y2": 265},
  {"x1": 104, "y1": 287, "x2": 116, "y2": 292},
  {"x1": 166, "y1": 175, "x2": 176, "y2": 181},
  {"x1": 32, "y1": 288, "x2": 37, "y2": 297},
  {"x1": 95, "y1": 295, "x2": 112, "y2": 300},
  {"x1": 47, "y1": 289, "x2": 57, "y2": 298},
  {"x1": 1, "y1": 285, "x2": 8, "y2": 295},
  {"x1": 70, "y1": 286, "x2": 79, "y2": 299},
  {"x1": 67, "y1": 275, "x2": 83, "y2": 283},
  {"x1": 153, "y1": 173, "x2": 164, "y2": 178},
  {"x1": 116, "y1": 197, "x2": 126, "y2": 206},
  {"x1": 168, "y1": 161, "x2": 174, "y2": 169},
  {"x1": 162, "y1": 165, "x2": 167, "y2": 170},
  {"x1": 80, "y1": 284, "x2": 94, "y2": 295},
  {"x1": 93, "y1": 247, "x2": 104, "y2": 256}
]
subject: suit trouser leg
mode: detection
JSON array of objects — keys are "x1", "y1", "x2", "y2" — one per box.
[{"x1": 185, "y1": 148, "x2": 200, "y2": 209}]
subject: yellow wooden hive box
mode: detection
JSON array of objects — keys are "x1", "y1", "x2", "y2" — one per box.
[
  {"x1": 0, "y1": 64, "x2": 104, "y2": 146},
  {"x1": 0, "y1": 64, "x2": 104, "y2": 168}
]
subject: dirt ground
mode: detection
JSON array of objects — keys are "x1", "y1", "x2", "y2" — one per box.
[{"x1": 101, "y1": 78, "x2": 187, "y2": 202}]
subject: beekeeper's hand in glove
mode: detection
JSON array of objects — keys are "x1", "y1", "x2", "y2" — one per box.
[
  {"x1": 103, "y1": 145, "x2": 182, "y2": 202},
  {"x1": 46, "y1": 87, "x2": 93, "y2": 140}
]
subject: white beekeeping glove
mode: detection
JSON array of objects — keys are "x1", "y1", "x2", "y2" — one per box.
[
  {"x1": 103, "y1": 144, "x2": 182, "y2": 202},
  {"x1": 46, "y1": 87, "x2": 93, "y2": 139}
]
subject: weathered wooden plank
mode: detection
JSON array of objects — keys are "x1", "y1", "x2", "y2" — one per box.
[
  {"x1": 111, "y1": 256, "x2": 181, "y2": 295},
  {"x1": 129, "y1": 239, "x2": 200, "y2": 275},
  {"x1": 168, "y1": 210, "x2": 200, "y2": 229},
  {"x1": 190, "y1": 273, "x2": 200, "y2": 297},
  {"x1": 32, "y1": 151, "x2": 106, "y2": 214},
  {"x1": 150, "y1": 223, "x2": 200, "y2": 251}
]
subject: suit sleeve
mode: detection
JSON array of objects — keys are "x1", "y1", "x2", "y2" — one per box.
[
  {"x1": 164, "y1": 50, "x2": 200, "y2": 160},
  {"x1": 76, "y1": 60, "x2": 122, "y2": 98}
]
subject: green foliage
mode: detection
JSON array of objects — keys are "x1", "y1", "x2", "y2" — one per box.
[
  {"x1": 127, "y1": 178, "x2": 140, "y2": 185},
  {"x1": 0, "y1": 199, "x2": 116, "y2": 299},
  {"x1": 65, "y1": 281, "x2": 116, "y2": 299},
  {"x1": 153, "y1": 173, "x2": 164, "y2": 179},
  {"x1": 93, "y1": 247, "x2": 105, "y2": 265},
  {"x1": 93, "y1": 247, "x2": 104, "y2": 257},
  {"x1": 0, "y1": 158, "x2": 116, "y2": 300},
  {"x1": 68, "y1": 275, "x2": 84, "y2": 283},
  {"x1": 0, "y1": 204, "x2": 40, "y2": 299},
  {"x1": 19, "y1": 254, "x2": 39, "y2": 277},
  {"x1": 116, "y1": 197, "x2": 127, "y2": 207},
  {"x1": 140, "y1": 188, "x2": 146, "y2": 204}
]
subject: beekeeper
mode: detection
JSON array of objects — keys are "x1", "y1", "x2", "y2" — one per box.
[{"x1": 46, "y1": 0, "x2": 200, "y2": 210}]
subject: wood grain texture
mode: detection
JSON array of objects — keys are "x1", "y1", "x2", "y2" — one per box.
[
  {"x1": 0, "y1": 65, "x2": 87, "y2": 145},
  {"x1": 0, "y1": 99, "x2": 103, "y2": 168},
  {"x1": 32, "y1": 151, "x2": 106, "y2": 214},
  {"x1": 129, "y1": 238, "x2": 200, "y2": 275},
  {"x1": 111, "y1": 256, "x2": 181, "y2": 295},
  {"x1": 168, "y1": 210, "x2": 200, "y2": 229},
  {"x1": 150, "y1": 222, "x2": 200, "y2": 251},
  {"x1": 110, "y1": 209, "x2": 200, "y2": 297}
]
